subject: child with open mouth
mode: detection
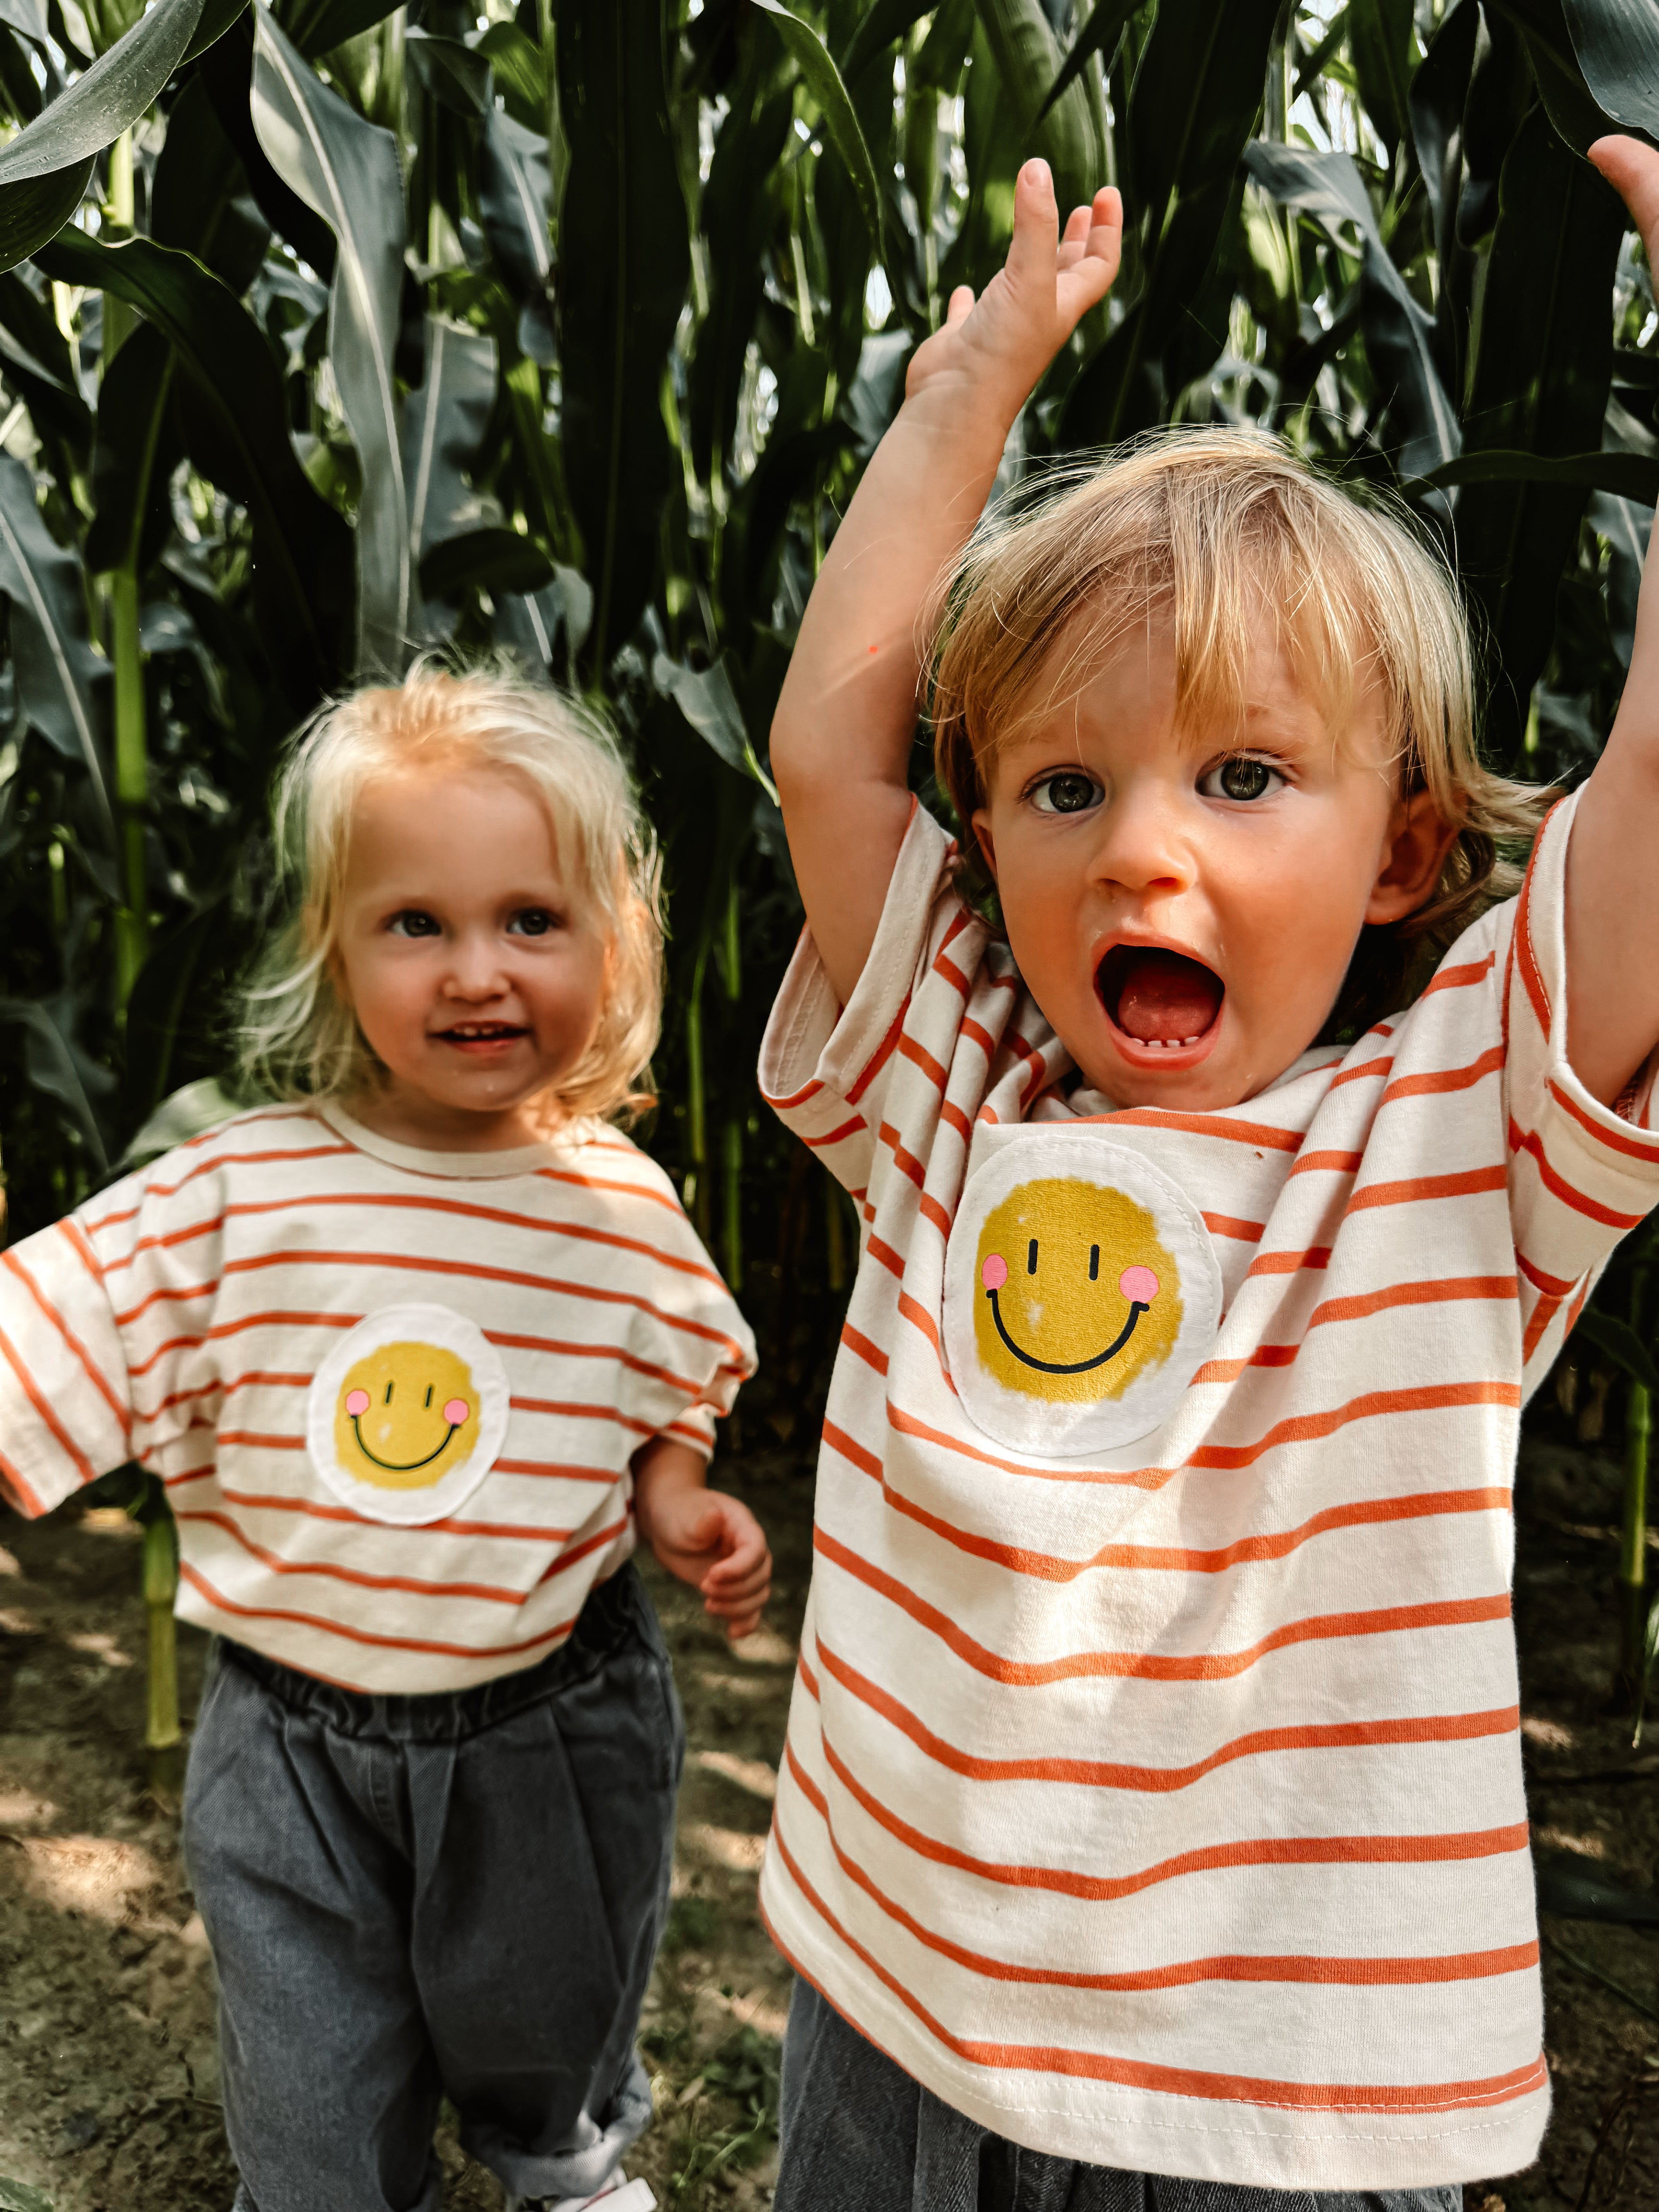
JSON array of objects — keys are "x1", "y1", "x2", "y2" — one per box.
[{"x1": 756, "y1": 141, "x2": 1659, "y2": 2210}]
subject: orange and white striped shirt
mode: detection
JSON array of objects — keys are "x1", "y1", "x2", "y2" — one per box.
[
  {"x1": 0, "y1": 1102, "x2": 754, "y2": 1693},
  {"x1": 757, "y1": 788, "x2": 1657, "y2": 2190}
]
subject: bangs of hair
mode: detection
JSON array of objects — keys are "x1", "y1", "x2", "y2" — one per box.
[
  {"x1": 238, "y1": 660, "x2": 665, "y2": 1129},
  {"x1": 928, "y1": 426, "x2": 1547, "y2": 1033}
]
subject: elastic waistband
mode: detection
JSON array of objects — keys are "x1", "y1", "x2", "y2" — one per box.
[{"x1": 217, "y1": 1563, "x2": 651, "y2": 1743}]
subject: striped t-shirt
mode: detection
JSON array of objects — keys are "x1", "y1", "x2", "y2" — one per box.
[
  {"x1": 0, "y1": 1102, "x2": 754, "y2": 1692},
  {"x1": 757, "y1": 788, "x2": 1658, "y2": 2190}
]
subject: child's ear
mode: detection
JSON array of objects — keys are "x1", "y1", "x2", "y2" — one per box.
[
  {"x1": 1365, "y1": 789, "x2": 1460, "y2": 924},
  {"x1": 970, "y1": 806, "x2": 1000, "y2": 883}
]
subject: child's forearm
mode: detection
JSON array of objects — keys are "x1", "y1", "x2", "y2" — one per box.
[
  {"x1": 770, "y1": 165, "x2": 1121, "y2": 1009},
  {"x1": 772, "y1": 392, "x2": 1018, "y2": 994},
  {"x1": 630, "y1": 1434, "x2": 709, "y2": 1544}
]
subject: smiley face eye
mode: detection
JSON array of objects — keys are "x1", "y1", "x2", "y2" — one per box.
[{"x1": 1027, "y1": 1239, "x2": 1039, "y2": 1274}]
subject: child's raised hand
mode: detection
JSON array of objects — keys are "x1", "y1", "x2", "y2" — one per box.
[
  {"x1": 1590, "y1": 135, "x2": 1659, "y2": 267},
  {"x1": 641, "y1": 1484, "x2": 773, "y2": 1642},
  {"x1": 904, "y1": 162, "x2": 1122, "y2": 426}
]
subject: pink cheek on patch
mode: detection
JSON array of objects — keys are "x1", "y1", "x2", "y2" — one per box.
[
  {"x1": 443, "y1": 1398, "x2": 470, "y2": 1427},
  {"x1": 345, "y1": 1389, "x2": 369, "y2": 1417},
  {"x1": 1119, "y1": 1266, "x2": 1159, "y2": 1305},
  {"x1": 981, "y1": 1254, "x2": 1008, "y2": 1292}
]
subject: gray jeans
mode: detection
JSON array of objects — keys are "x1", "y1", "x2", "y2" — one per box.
[
  {"x1": 182, "y1": 1563, "x2": 682, "y2": 2212},
  {"x1": 776, "y1": 1980, "x2": 1462, "y2": 2212}
]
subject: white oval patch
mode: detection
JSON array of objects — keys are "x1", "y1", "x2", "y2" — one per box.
[
  {"x1": 306, "y1": 1303, "x2": 509, "y2": 1526},
  {"x1": 942, "y1": 1134, "x2": 1221, "y2": 1457}
]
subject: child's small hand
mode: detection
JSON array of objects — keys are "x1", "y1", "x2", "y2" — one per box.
[
  {"x1": 1590, "y1": 135, "x2": 1659, "y2": 266},
  {"x1": 641, "y1": 1482, "x2": 773, "y2": 1641},
  {"x1": 904, "y1": 162, "x2": 1122, "y2": 426}
]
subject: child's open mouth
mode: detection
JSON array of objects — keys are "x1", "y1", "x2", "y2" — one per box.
[
  {"x1": 1096, "y1": 945, "x2": 1224, "y2": 1064},
  {"x1": 435, "y1": 1022, "x2": 529, "y2": 1055}
]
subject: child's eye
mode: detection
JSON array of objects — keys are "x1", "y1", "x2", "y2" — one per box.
[
  {"x1": 507, "y1": 907, "x2": 558, "y2": 936},
  {"x1": 1199, "y1": 755, "x2": 1284, "y2": 804},
  {"x1": 388, "y1": 909, "x2": 441, "y2": 937},
  {"x1": 1028, "y1": 771, "x2": 1103, "y2": 816}
]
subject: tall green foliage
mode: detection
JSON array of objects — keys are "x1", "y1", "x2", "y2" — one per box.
[{"x1": 2, "y1": 0, "x2": 1659, "y2": 1299}]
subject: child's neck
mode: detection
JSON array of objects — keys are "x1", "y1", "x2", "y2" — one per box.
[{"x1": 343, "y1": 1080, "x2": 562, "y2": 1154}]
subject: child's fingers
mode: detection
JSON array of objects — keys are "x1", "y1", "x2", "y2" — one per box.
[
  {"x1": 945, "y1": 283, "x2": 975, "y2": 328},
  {"x1": 1590, "y1": 136, "x2": 1659, "y2": 267},
  {"x1": 1061, "y1": 203, "x2": 1093, "y2": 246},
  {"x1": 703, "y1": 1546, "x2": 771, "y2": 1601},
  {"x1": 1005, "y1": 157, "x2": 1060, "y2": 294}
]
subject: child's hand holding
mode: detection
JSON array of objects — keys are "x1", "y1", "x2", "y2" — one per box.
[{"x1": 632, "y1": 1437, "x2": 773, "y2": 1640}]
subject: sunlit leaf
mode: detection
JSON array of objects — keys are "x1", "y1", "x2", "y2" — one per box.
[
  {"x1": 252, "y1": 3, "x2": 412, "y2": 675},
  {"x1": 0, "y1": 156, "x2": 90, "y2": 275},
  {"x1": 0, "y1": 0, "x2": 204, "y2": 185},
  {"x1": 754, "y1": 0, "x2": 886, "y2": 264}
]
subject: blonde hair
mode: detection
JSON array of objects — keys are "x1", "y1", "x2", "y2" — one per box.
[
  {"x1": 238, "y1": 663, "x2": 664, "y2": 1127},
  {"x1": 929, "y1": 426, "x2": 1547, "y2": 1032}
]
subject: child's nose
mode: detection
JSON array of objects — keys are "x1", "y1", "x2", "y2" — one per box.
[{"x1": 1085, "y1": 786, "x2": 1194, "y2": 897}]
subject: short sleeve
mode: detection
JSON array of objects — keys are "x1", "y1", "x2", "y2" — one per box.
[
  {"x1": 0, "y1": 1212, "x2": 134, "y2": 1516},
  {"x1": 1503, "y1": 790, "x2": 1659, "y2": 1365},
  {"x1": 758, "y1": 800, "x2": 971, "y2": 1199}
]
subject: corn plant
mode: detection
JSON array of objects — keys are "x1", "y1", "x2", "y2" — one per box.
[{"x1": 5, "y1": 0, "x2": 1659, "y2": 1746}]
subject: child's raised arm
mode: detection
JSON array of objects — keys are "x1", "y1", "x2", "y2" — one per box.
[
  {"x1": 770, "y1": 162, "x2": 1121, "y2": 1008},
  {"x1": 1570, "y1": 139, "x2": 1659, "y2": 1103}
]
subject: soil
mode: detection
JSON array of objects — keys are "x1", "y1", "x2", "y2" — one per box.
[{"x1": 0, "y1": 1426, "x2": 1657, "y2": 2212}]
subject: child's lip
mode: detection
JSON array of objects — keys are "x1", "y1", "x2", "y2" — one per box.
[
  {"x1": 1094, "y1": 936, "x2": 1225, "y2": 1068},
  {"x1": 433, "y1": 1023, "x2": 529, "y2": 1054}
]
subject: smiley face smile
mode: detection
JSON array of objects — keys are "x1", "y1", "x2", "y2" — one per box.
[
  {"x1": 971, "y1": 1179, "x2": 1182, "y2": 1407},
  {"x1": 981, "y1": 1252, "x2": 1160, "y2": 1374},
  {"x1": 332, "y1": 1341, "x2": 480, "y2": 1491}
]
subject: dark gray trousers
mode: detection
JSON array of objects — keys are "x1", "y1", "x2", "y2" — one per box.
[
  {"x1": 776, "y1": 1979, "x2": 1463, "y2": 2212},
  {"x1": 182, "y1": 1564, "x2": 682, "y2": 2212}
]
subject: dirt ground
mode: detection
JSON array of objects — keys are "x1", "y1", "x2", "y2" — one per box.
[{"x1": 1, "y1": 1425, "x2": 1657, "y2": 2211}]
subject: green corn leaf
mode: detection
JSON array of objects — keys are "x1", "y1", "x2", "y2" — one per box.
[
  {"x1": 1572, "y1": 1306, "x2": 1659, "y2": 1395},
  {"x1": 0, "y1": 0, "x2": 46, "y2": 43},
  {"x1": 86, "y1": 316, "x2": 177, "y2": 576},
  {"x1": 0, "y1": 2173, "x2": 55, "y2": 2211},
  {"x1": 1563, "y1": 0, "x2": 1659, "y2": 139},
  {"x1": 654, "y1": 651, "x2": 778, "y2": 803},
  {"x1": 754, "y1": 0, "x2": 886, "y2": 265},
  {"x1": 0, "y1": 0, "x2": 204, "y2": 185},
  {"x1": 252, "y1": 3, "x2": 412, "y2": 676},
  {"x1": 284, "y1": 0, "x2": 396, "y2": 60},
  {"x1": 1452, "y1": 107, "x2": 1626, "y2": 754},
  {"x1": 1489, "y1": 0, "x2": 1627, "y2": 157},
  {"x1": 198, "y1": 9, "x2": 335, "y2": 279},
  {"x1": 0, "y1": 992, "x2": 113, "y2": 1166},
  {"x1": 35, "y1": 225, "x2": 354, "y2": 704},
  {"x1": 405, "y1": 25, "x2": 489, "y2": 118},
  {"x1": 977, "y1": 0, "x2": 1108, "y2": 223},
  {"x1": 840, "y1": 0, "x2": 934, "y2": 82},
  {"x1": 403, "y1": 315, "x2": 500, "y2": 563},
  {"x1": 1243, "y1": 139, "x2": 1459, "y2": 481},
  {"x1": 180, "y1": 0, "x2": 249, "y2": 64},
  {"x1": 1418, "y1": 447, "x2": 1659, "y2": 501},
  {"x1": 476, "y1": 21, "x2": 546, "y2": 131},
  {"x1": 479, "y1": 108, "x2": 551, "y2": 350},
  {"x1": 557, "y1": 0, "x2": 690, "y2": 673},
  {"x1": 421, "y1": 527, "x2": 553, "y2": 602},
  {"x1": 1036, "y1": 0, "x2": 1137, "y2": 129},
  {"x1": 0, "y1": 156, "x2": 90, "y2": 275},
  {"x1": 1347, "y1": 0, "x2": 1416, "y2": 160},
  {"x1": 0, "y1": 452, "x2": 112, "y2": 834}
]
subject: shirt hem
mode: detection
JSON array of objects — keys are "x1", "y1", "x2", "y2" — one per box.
[{"x1": 759, "y1": 1866, "x2": 1549, "y2": 2191}]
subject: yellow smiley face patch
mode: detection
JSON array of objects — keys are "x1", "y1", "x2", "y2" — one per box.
[
  {"x1": 333, "y1": 1340, "x2": 481, "y2": 1491},
  {"x1": 972, "y1": 1180, "x2": 1183, "y2": 1405},
  {"x1": 307, "y1": 1304, "x2": 509, "y2": 1524},
  {"x1": 944, "y1": 1135, "x2": 1221, "y2": 1456}
]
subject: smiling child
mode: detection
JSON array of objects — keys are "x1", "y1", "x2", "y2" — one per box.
[
  {"x1": 0, "y1": 669, "x2": 767, "y2": 2212},
  {"x1": 756, "y1": 148, "x2": 1659, "y2": 2209}
]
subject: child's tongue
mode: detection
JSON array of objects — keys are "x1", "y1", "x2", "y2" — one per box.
[{"x1": 1112, "y1": 949, "x2": 1223, "y2": 1043}]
